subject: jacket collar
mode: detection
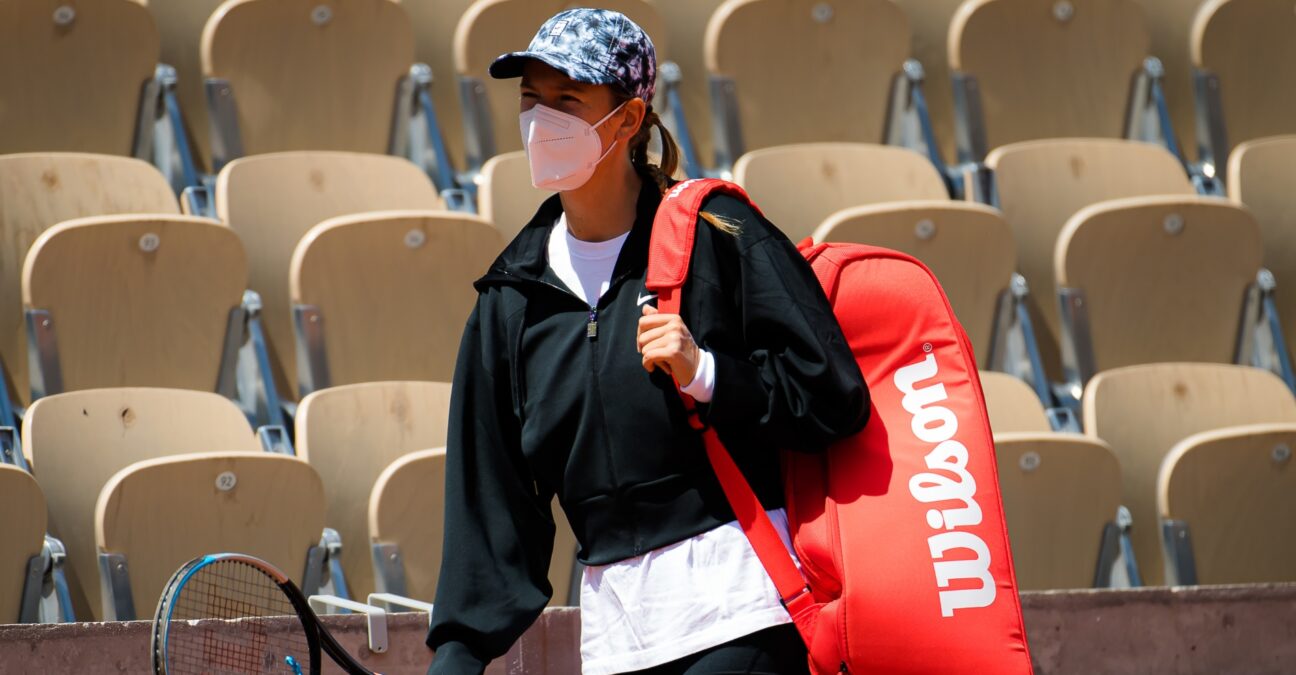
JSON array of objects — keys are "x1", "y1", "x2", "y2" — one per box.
[{"x1": 476, "y1": 177, "x2": 664, "y2": 290}]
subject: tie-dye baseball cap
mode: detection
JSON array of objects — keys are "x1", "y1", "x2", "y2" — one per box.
[{"x1": 489, "y1": 8, "x2": 657, "y2": 103}]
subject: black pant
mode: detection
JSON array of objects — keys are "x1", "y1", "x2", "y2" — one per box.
[{"x1": 622, "y1": 624, "x2": 811, "y2": 675}]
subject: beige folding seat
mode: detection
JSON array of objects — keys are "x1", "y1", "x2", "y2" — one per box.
[
  {"x1": 96, "y1": 452, "x2": 324, "y2": 620},
  {"x1": 0, "y1": 154, "x2": 179, "y2": 406},
  {"x1": 814, "y1": 202, "x2": 1013, "y2": 363},
  {"x1": 0, "y1": 0, "x2": 158, "y2": 156},
  {"x1": 994, "y1": 433, "x2": 1121, "y2": 589},
  {"x1": 22, "y1": 216, "x2": 247, "y2": 399},
  {"x1": 889, "y1": 0, "x2": 971, "y2": 162},
  {"x1": 1228, "y1": 135, "x2": 1296, "y2": 348},
  {"x1": 477, "y1": 151, "x2": 553, "y2": 240},
  {"x1": 201, "y1": 0, "x2": 416, "y2": 168},
  {"x1": 980, "y1": 371, "x2": 1051, "y2": 434},
  {"x1": 704, "y1": 0, "x2": 910, "y2": 172},
  {"x1": 290, "y1": 212, "x2": 500, "y2": 394},
  {"x1": 453, "y1": 0, "x2": 666, "y2": 173},
  {"x1": 1191, "y1": 0, "x2": 1296, "y2": 170},
  {"x1": 733, "y1": 143, "x2": 949, "y2": 241},
  {"x1": 24, "y1": 388, "x2": 261, "y2": 621},
  {"x1": 1055, "y1": 196, "x2": 1261, "y2": 385},
  {"x1": 1130, "y1": 0, "x2": 1213, "y2": 163},
  {"x1": 397, "y1": 0, "x2": 478, "y2": 171},
  {"x1": 295, "y1": 381, "x2": 453, "y2": 600},
  {"x1": 369, "y1": 449, "x2": 582, "y2": 605},
  {"x1": 0, "y1": 464, "x2": 47, "y2": 624},
  {"x1": 949, "y1": 0, "x2": 1156, "y2": 162},
  {"x1": 986, "y1": 139, "x2": 1195, "y2": 380},
  {"x1": 149, "y1": 0, "x2": 227, "y2": 171},
  {"x1": 1158, "y1": 424, "x2": 1296, "y2": 584},
  {"x1": 215, "y1": 151, "x2": 444, "y2": 399},
  {"x1": 1083, "y1": 363, "x2": 1296, "y2": 585}
]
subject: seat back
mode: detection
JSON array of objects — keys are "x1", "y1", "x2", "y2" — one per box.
[
  {"x1": 889, "y1": 0, "x2": 970, "y2": 161},
  {"x1": 399, "y1": 0, "x2": 477, "y2": 170},
  {"x1": 814, "y1": 202, "x2": 1013, "y2": 361},
  {"x1": 0, "y1": 0, "x2": 157, "y2": 155},
  {"x1": 0, "y1": 154, "x2": 179, "y2": 405},
  {"x1": 1228, "y1": 135, "x2": 1296, "y2": 348},
  {"x1": 1193, "y1": 0, "x2": 1296, "y2": 153},
  {"x1": 478, "y1": 151, "x2": 552, "y2": 240},
  {"x1": 24, "y1": 388, "x2": 260, "y2": 620},
  {"x1": 705, "y1": 0, "x2": 909, "y2": 153},
  {"x1": 202, "y1": 0, "x2": 414, "y2": 157},
  {"x1": 733, "y1": 143, "x2": 949, "y2": 241},
  {"x1": 980, "y1": 371, "x2": 1051, "y2": 433},
  {"x1": 993, "y1": 433, "x2": 1121, "y2": 589},
  {"x1": 215, "y1": 151, "x2": 443, "y2": 398},
  {"x1": 150, "y1": 0, "x2": 226, "y2": 169},
  {"x1": 96, "y1": 453, "x2": 324, "y2": 619},
  {"x1": 1132, "y1": 0, "x2": 1211, "y2": 163},
  {"x1": 950, "y1": 0, "x2": 1149, "y2": 155},
  {"x1": 295, "y1": 381, "x2": 453, "y2": 598},
  {"x1": 23, "y1": 215, "x2": 247, "y2": 396},
  {"x1": 453, "y1": 0, "x2": 665, "y2": 159},
  {"x1": 1057, "y1": 196, "x2": 1261, "y2": 375},
  {"x1": 290, "y1": 212, "x2": 501, "y2": 394},
  {"x1": 987, "y1": 139, "x2": 1194, "y2": 378},
  {"x1": 1159, "y1": 423, "x2": 1296, "y2": 584},
  {"x1": 0, "y1": 464, "x2": 46, "y2": 624},
  {"x1": 369, "y1": 448, "x2": 580, "y2": 605},
  {"x1": 1083, "y1": 363, "x2": 1296, "y2": 585}
]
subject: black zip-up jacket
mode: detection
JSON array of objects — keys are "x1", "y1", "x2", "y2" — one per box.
[{"x1": 426, "y1": 179, "x2": 869, "y2": 673}]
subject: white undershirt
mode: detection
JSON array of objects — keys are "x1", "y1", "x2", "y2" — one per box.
[{"x1": 546, "y1": 215, "x2": 794, "y2": 674}]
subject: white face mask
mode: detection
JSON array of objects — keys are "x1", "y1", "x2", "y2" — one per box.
[{"x1": 519, "y1": 102, "x2": 627, "y2": 191}]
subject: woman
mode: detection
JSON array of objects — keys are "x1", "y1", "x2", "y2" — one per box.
[{"x1": 427, "y1": 9, "x2": 868, "y2": 675}]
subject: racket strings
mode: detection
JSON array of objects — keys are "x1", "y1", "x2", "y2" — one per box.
[{"x1": 164, "y1": 560, "x2": 311, "y2": 674}]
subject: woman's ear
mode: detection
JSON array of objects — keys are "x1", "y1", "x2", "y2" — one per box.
[{"x1": 616, "y1": 98, "x2": 648, "y2": 141}]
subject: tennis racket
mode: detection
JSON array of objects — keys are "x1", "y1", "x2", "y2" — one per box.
[{"x1": 151, "y1": 553, "x2": 377, "y2": 675}]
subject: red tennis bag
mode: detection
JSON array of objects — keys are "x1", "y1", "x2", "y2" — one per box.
[{"x1": 647, "y1": 179, "x2": 1033, "y2": 674}]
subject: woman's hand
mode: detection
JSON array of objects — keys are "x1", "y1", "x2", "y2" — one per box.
[{"x1": 637, "y1": 305, "x2": 701, "y2": 385}]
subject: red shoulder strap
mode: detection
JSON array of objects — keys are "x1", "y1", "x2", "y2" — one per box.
[{"x1": 645, "y1": 179, "x2": 815, "y2": 631}]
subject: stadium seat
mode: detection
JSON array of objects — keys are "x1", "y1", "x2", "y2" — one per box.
[
  {"x1": 1083, "y1": 363, "x2": 1296, "y2": 585},
  {"x1": 981, "y1": 371, "x2": 1051, "y2": 434},
  {"x1": 95, "y1": 452, "x2": 324, "y2": 620},
  {"x1": 24, "y1": 388, "x2": 261, "y2": 621},
  {"x1": 653, "y1": 0, "x2": 729, "y2": 174},
  {"x1": 22, "y1": 216, "x2": 246, "y2": 400},
  {"x1": 290, "y1": 212, "x2": 500, "y2": 395},
  {"x1": 733, "y1": 143, "x2": 950, "y2": 240},
  {"x1": 201, "y1": 0, "x2": 416, "y2": 168},
  {"x1": 949, "y1": 0, "x2": 1154, "y2": 162},
  {"x1": 453, "y1": 0, "x2": 666, "y2": 173},
  {"x1": 399, "y1": 0, "x2": 479, "y2": 171},
  {"x1": 0, "y1": 0, "x2": 158, "y2": 156},
  {"x1": 703, "y1": 0, "x2": 910, "y2": 173},
  {"x1": 1158, "y1": 424, "x2": 1296, "y2": 584},
  {"x1": 215, "y1": 151, "x2": 444, "y2": 399},
  {"x1": 295, "y1": 381, "x2": 454, "y2": 600},
  {"x1": 993, "y1": 433, "x2": 1122, "y2": 589},
  {"x1": 1191, "y1": 0, "x2": 1296, "y2": 170},
  {"x1": 369, "y1": 448, "x2": 582, "y2": 606},
  {"x1": 889, "y1": 0, "x2": 968, "y2": 162},
  {"x1": 149, "y1": 0, "x2": 225, "y2": 170},
  {"x1": 1228, "y1": 135, "x2": 1296, "y2": 351},
  {"x1": 0, "y1": 464, "x2": 47, "y2": 624},
  {"x1": 0, "y1": 154, "x2": 179, "y2": 407},
  {"x1": 1132, "y1": 0, "x2": 1211, "y2": 163},
  {"x1": 477, "y1": 151, "x2": 552, "y2": 239},
  {"x1": 986, "y1": 139, "x2": 1195, "y2": 381},
  {"x1": 813, "y1": 202, "x2": 1014, "y2": 363},
  {"x1": 1055, "y1": 196, "x2": 1262, "y2": 385}
]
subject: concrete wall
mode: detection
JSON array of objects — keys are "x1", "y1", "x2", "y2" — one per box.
[{"x1": 2, "y1": 585, "x2": 1293, "y2": 674}]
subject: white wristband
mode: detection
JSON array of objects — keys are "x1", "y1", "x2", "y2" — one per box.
[{"x1": 679, "y1": 349, "x2": 716, "y2": 403}]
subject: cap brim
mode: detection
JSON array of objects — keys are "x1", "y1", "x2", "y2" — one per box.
[{"x1": 488, "y1": 51, "x2": 615, "y2": 87}]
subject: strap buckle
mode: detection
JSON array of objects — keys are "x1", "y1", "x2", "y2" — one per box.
[{"x1": 781, "y1": 584, "x2": 813, "y2": 609}]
